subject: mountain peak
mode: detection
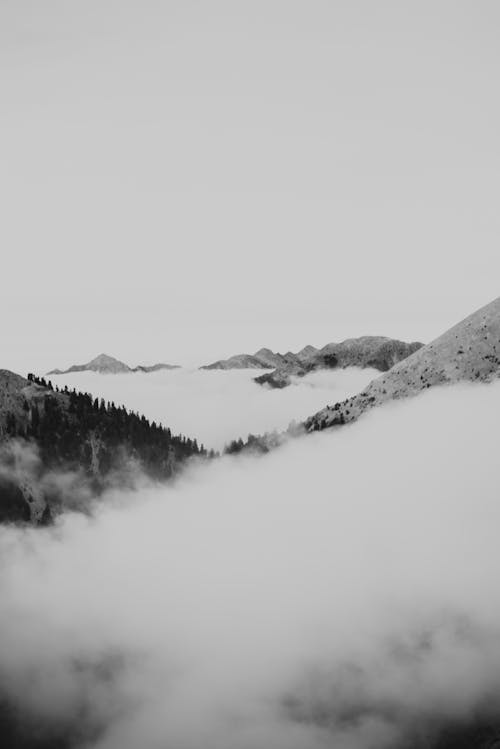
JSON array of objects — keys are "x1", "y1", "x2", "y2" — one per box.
[
  {"x1": 89, "y1": 353, "x2": 120, "y2": 364},
  {"x1": 47, "y1": 355, "x2": 180, "y2": 376},
  {"x1": 86, "y1": 354, "x2": 130, "y2": 372},
  {"x1": 297, "y1": 345, "x2": 318, "y2": 359}
]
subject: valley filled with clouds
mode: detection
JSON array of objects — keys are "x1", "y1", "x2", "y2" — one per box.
[
  {"x1": 1, "y1": 380, "x2": 499, "y2": 748},
  {"x1": 48, "y1": 367, "x2": 379, "y2": 451}
]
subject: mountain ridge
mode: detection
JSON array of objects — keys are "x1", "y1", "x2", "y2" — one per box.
[
  {"x1": 200, "y1": 337, "x2": 422, "y2": 378},
  {"x1": 255, "y1": 336, "x2": 423, "y2": 388},
  {"x1": 47, "y1": 353, "x2": 180, "y2": 376}
]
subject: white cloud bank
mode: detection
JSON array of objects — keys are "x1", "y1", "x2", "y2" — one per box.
[
  {"x1": 1, "y1": 381, "x2": 500, "y2": 748},
  {"x1": 49, "y1": 367, "x2": 378, "y2": 450}
]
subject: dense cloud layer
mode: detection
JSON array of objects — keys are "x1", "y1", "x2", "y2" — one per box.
[
  {"x1": 49, "y1": 367, "x2": 377, "y2": 450},
  {"x1": 1, "y1": 381, "x2": 500, "y2": 748}
]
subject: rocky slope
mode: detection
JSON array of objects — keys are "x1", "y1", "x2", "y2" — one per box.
[
  {"x1": 255, "y1": 336, "x2": 423, "y2": 388},
  {"x1": 0, "y1": 371, "x2": 205, "y2": 524},
  {"x1": 48, "y1": 353, "x2": 179, "y2": 375},
  {"x1": 305, "y1": 296, "x2": 500, "y2": 432}
]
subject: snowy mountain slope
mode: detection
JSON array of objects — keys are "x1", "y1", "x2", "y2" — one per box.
[{"x1": 305, "y1": 296, "x2": 500, "y2": 432}]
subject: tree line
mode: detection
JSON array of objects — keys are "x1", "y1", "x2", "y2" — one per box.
[{"x1": 3, "y1": 374, "x2": 217, "y2": 481}]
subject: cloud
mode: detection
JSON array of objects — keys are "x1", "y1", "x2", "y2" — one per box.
[
  {"x1": 0, "y1": 381, "x2": 500, "y2": 748},
  {"x1": 48, "y1": 367, "x2": 378, "y2": 451}
]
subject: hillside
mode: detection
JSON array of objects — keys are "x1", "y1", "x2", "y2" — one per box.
[
  {"x1": 0, "y1": 371, "x2": 206, "y2": 524},
  {"x1": 47, "y1": 353, "x2": 180, "y2": 375},
  {"x1": 305, "y1": 296, "x2": 500, "y2": 432}
]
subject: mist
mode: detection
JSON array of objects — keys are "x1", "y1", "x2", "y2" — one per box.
[
  {"x1": 48, "y1": 367, "x2": 378, "y2": 450},
  {"x1": 0, "y1": 381, "x2": 499, "y2": 747}
]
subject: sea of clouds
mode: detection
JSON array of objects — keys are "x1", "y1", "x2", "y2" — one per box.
[
  {"x1": 1, "y1": 379, "x2": 500, "y2": 748},
  {"x1": 46, "y1": 367, "x2": 378, "y2": 450}
]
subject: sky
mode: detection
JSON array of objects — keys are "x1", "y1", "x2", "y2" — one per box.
[{"x1": 1, "y1": 1, "x2": 500, "y2": 374}]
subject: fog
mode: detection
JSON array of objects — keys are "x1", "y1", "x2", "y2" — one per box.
[
  {"x1": 48, "y1": 367, "x2": 378, "y2": 450},
  {"x1": 1, "y1": 381, "x2": 500, "y2": 747}
]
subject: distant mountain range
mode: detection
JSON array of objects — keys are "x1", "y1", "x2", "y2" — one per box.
[
  {"x1": 256, "y1": 337, "x2": 423, "y2": 388},
  {"x1": 51, "y1": 339, "x2": 423, "y2": 382},
  {"x1": 47, "y1": 353, "x2": 180, "y2": 375},
  {"x1": 201, "y1": 337, "x2": 423, "y2": 387},
  {"x1": 200, "y1": 346, "x2": 316, "y2": 371}
]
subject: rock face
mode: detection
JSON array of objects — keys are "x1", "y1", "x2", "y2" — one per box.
[
  {"x1": 47, "y1": 354, "x2": 179, "y2": 375},
  {"x1": 305, "y1": 296, "x2": 500, "y2": 432},
  {"x1": 255, "y1": 336, "x2": 423, "y2": 389}
]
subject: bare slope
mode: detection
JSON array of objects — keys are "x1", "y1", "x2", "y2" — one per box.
[{"x1": 305, "y1": 296, "x2": 500, "y2": 432}]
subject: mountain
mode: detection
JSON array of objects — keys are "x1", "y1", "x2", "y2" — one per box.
[
  {"x1": 0, "y1": 371, "x2": 206, "y2": 524},
  {"x1": 305, "y1": 296, "x2": 500, "y2": 432},
  {"x1": 48, "y1": 353, "x2": 131, "y2": 374},
  {"x1": 224, "y1": 296, "x2": 500, "y2": 455},
  {"x1": 255, "y1": 336, "x2": 423, "y2": 388},
  {"x1": 201, "y1": 338, "x2": 422, "y2": 383},
  {"x1": 200, "y1": 353, "x2": 274, "y2": 370},
  {"x1": 47, "y1": 354, "x2": 180, "y2": 375},
  {"x1": 200, "y1": 346, "x2": 317, "y2": 371}
]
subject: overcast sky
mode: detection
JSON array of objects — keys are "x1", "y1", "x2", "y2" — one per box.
[{"x1": 1, "y1": 1, "x2": 499, "y2": 374}]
